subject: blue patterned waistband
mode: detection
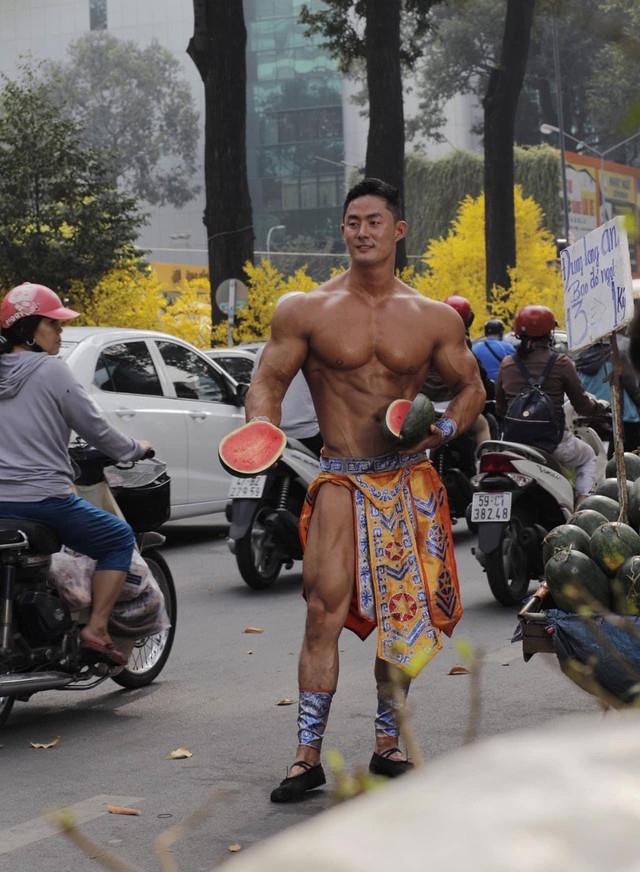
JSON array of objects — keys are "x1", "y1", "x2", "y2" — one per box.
[{"x1": 319, "y1": 450, "x2": 428, "y2": 475}]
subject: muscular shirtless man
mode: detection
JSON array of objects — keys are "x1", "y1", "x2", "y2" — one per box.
[{"x1": 245, "y1": 178, "x2": 486, "y2": 802}]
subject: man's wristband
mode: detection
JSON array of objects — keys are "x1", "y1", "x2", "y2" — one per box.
[
  {"x1": 434, "y1": 416, "x2": 458, "y2": 445},
  {"x1": 249, "y1": 415, "x2": 272, "y2": 423}
]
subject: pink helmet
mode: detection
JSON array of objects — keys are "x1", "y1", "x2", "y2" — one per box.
[{"x1": 1, "y1": 283, "x2": 79, "y2": 329}]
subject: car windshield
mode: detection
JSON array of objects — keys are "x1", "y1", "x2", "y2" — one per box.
[{"x1": 58, "y1": 340, "x2": 79, "y2": 359}]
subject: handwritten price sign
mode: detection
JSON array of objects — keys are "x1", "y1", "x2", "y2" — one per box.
[{"x1": 560, "y1": 216, "x2": 633, "y2": 351}]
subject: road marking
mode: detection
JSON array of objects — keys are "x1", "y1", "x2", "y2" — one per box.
[{"x1": 0, "y1": 795, "x2": 145, "y2": 855}]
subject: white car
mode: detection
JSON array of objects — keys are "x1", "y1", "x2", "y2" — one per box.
[
  {"x1": 60, "y1": 327, "x2": 246, "y2": 520},
  {"x1": 202, "y1": 347, "x2": 256, "y2": 384}
]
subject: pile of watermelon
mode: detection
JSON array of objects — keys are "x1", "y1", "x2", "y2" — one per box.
[{"x1": 543, "y1": 452, "x2": 640, "y2": 615}]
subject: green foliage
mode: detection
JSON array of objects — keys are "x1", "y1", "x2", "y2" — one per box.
[
  {"x1": 0, "y1": 63, "x2": 145, "y2": 295},
  {"x1": 47, "y1": 33, "x2": 200, "y2": 208},
  {"x1": 404, "y1": 145, "x2": 562, "y2": 255},
  {"x1": 409, "y1": 0, "x2": 638, "y2": 149},
  {"x1": 586, "y1": 0, "x2": 640, "y2": 150},
  {"x1": 299, "y1": 1, "x2": 438, "y2": 72},
  {"x1": 412, "y1": 186, "x2": 564, "y2": 335}
]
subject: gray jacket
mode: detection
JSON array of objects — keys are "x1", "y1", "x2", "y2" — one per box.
[{"x1": 0, "y1": 353, "x2": 143, "y2": 501}]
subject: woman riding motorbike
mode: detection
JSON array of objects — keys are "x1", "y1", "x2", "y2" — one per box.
[
  {"x1": 0, "y1": 282, "x2": 152, "y2": 666},
  {"x1": 495, "y1": 304, "x2": 608, "y2": 508}
]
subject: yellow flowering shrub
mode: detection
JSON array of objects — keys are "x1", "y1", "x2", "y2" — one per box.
[
  {"x1": 70, "y1": 264, "x2": 166, "y2": 329},
  {"x1": 160, "y1": 278, "x2": 211, "y2": 348},
  {"x1": 412, "y1": 187, "x2": 564, "y2": 337},
  {"x1": 210, "y1": 259, "x2": 319, "y2": 346}
]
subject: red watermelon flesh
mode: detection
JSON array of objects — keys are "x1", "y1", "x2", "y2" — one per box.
[
  {"x1": 384, "y1": 399, "x2": 412, "y2": 439},
  {"x1": 219, "y1": 421, "x2": 287, "y2": 477}
]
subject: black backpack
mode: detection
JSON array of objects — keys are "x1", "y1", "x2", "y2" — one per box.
[{"x1": 501, "y1": 353, "x2": 563, "y2": 453}]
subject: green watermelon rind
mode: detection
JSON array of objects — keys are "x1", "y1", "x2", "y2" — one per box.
[
  {"x1": 383, "y1": 393, "x2": 435, "y2": 448},
  {"x1": 578, "y1": 494, "x2": 620, "y2": 522},
  {"x1": 218, "y1": 420, "x2": 287, "y2": 477},
  {"x1": 605, "y1": 452, "x2": 640, "y2": 482},
  {"x1": 611, "y1": 555, "x2": 640, "y2": 615},
  {"x1": 542, "y1": 524, "x2": 591, "y2": 566},
  {"x1": 568, "y1": 509, "x2": 609, "y2": 537},
  {"x1": 545, "y1": 548, "x2": 610, "y2": 612},
  {"x1": 589, "y1": 522, "x2": 640, "y2": 578}
]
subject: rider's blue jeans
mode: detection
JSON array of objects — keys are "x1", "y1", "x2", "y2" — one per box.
[{"x1": 0, "y1": 493, "x2": 135, "y2": 571}]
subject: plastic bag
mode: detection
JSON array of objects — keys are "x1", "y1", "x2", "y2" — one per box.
[{"x1": 49, "y1": 548, "x2": 170, "y2": 638}]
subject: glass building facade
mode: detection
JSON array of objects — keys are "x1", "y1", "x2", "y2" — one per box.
[{"x1": 245, "y1": 0, "x2": 346, "y2": 250}]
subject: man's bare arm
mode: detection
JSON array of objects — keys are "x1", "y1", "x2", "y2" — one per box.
[
  {"x1": 417, "y1": 313, "x2": 486, "y2": 450},
  {"x1": 244, "y1": 299, "x2": 310, "y2": 425}
]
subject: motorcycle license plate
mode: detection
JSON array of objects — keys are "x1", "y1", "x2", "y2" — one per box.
[
  {"x1": 471, "y1": 492, "x2": 512, "y2": 523},
  {"x1": 228, "y1": 476, "x2": 266, "y2": 499}
]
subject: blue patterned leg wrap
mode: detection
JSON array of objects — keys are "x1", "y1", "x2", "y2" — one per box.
[
  {"x1": 298, "y1": 690, "x2": 334, "y2": 749},
  {"x1": 375, "y1": 682, "x2": 410, "y2": 738}
]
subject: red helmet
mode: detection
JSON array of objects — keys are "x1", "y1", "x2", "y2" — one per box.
[
  {"x1": 514, "y1": 305, "x2": 557, "y2": 338},
  {"x1": 1, "y1": 283, "x2": 79, "y2": 329},
  {"x1": 444, "y1": 295, "x2": 474, "y2": 328}
]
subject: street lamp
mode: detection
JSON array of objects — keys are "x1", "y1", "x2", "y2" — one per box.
[{"x1": 266, "y1": 224, "x2": 285, "y2": 261}]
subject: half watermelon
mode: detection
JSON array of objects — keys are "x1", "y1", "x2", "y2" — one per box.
[{"x1": 219, "y1": 421, "x2": 287, "y2": 477}]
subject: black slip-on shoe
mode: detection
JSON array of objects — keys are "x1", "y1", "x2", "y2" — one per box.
[
  {"x1": 369, "y1": 747, "x2": 414, "y2": 778},
  {"x1": 270, "y1": 761, "x2": 326, "y2": 803}
]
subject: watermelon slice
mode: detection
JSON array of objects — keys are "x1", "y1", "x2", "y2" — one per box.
[
  {"x1": 219, "y1": 420, "x2": 287, "y2": 477},
  {"x1": 383, "y1": 393, "x2": 435, "y2": 447}
]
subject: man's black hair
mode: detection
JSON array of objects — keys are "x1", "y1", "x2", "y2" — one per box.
[{"x1": 342, "y1": 178, "x2": 403, "y2": 223}]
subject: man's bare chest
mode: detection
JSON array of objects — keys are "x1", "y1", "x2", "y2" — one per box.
[{"x1": 309, "y1": 318, "x2": 432, "y2": 375}]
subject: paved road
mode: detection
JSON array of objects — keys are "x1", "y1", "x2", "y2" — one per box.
[{"x1": 0, "y1": 516, "x2": 599, "y2": 871}]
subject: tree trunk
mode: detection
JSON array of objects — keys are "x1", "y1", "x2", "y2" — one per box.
[
  {"x1": 483, "y1": 0, "x2": 536, "y2": 303},
  {"x1": 188, "y1": 0, "x2": 254, "y2": 326},
  {"x1": 364, "y1": 0, "x2": 407, "y2": 271}
]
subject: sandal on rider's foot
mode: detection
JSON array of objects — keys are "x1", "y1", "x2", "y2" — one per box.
[
  {"x1": 80, "y1": 638, "x2": 128, "y2": 667},
  {"x1": 369, "y1": 747, "x2": 413, "y2": 778},
  {"x1": 270, "y1": 761, "x2": 326, "y2": 803}
]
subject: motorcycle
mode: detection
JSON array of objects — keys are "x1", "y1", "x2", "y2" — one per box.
[
  {"x1": 470, "y1": 407, "x2": 610, "y2": 607},
  {"x1": 0, "y1": 445, "x2": 176, "y2": 727},
  {"x1": 226, "y1": 437, "x2": 319, "y2": 589}
]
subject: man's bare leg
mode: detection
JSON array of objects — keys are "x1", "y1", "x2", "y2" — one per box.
[
  {"x1": 373, "y1": 656, "x2": 411, "y2": 761},
  {"x1": 271, "y1": 483, "x2": 354, "y2": 799}
]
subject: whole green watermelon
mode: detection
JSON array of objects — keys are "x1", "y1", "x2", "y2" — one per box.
[
  {"x1": 542, "y1": 524, "x2": 591, "y2": 566},
  {"x1": 590, "y1": 522, "x2": 640, "y2": 578},
  {"x1": 545, "y1": 548, "x2": 610, "y2": 612},
  {"x1": 594, "y1": 478, "x2": 631, "y2": 503},
  {"x1": 605, "y1": 452, "x2": 640, "y2": 482},
  {"x1": 611, "y1": 555, "x2": 640, "y2": 615},
  {"x1": 578, "y1": 494, "x2": 619, "y2": 522},
  {"x1": 569, "y1": 509, "x2": 610, "y2": 536}
]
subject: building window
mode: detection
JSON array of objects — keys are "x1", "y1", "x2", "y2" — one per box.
[{"x1": 89, "y1": 0, "x2": 107, "y2": 30}]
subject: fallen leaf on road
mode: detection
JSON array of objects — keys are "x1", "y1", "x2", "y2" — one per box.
[
  {"x1": 276, "y1": 698, "x2": 294, "y2": 706},
  {"x1": 29, "y1": 736, "x2": 61, "y2": 749},
  {"x1": 228, "y1": 844, "x2": 242, "y2": 852},
  {"x1": 243, "y1": 627, "x2": 264, "y2": 634},
  {"x1": 164, "y1": 747, "x2": 193, "y2": 759},
  {"x1": 107, "y1": 805, "x2": 141, "y2": 816},
  {"x1": 448, "y1": 665, "x2": 470, "y2": 675}
]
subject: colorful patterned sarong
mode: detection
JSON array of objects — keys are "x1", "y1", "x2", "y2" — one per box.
[{"x1": 299, "y1": 451, "x2": 462, "y2": 677}]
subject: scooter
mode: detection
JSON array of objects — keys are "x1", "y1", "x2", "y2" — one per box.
[
  {"x1": 226, "y1": 437, "x2": 320, "y2": 589},
  {"x1": 470, "y1": 406, "x2": 610, "y2": 607},
  {"x1": 0, "y1": 445, "x2": 176, "y2": 727}
]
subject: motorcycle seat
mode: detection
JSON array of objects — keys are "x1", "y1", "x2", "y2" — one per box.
[{"x1": 0, "y1": 519, "x2": 61, "y2": 555}]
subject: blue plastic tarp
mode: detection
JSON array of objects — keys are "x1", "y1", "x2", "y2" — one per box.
[{"x1": 546, "y1": 609, "x2": 640, "y2": 701}]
